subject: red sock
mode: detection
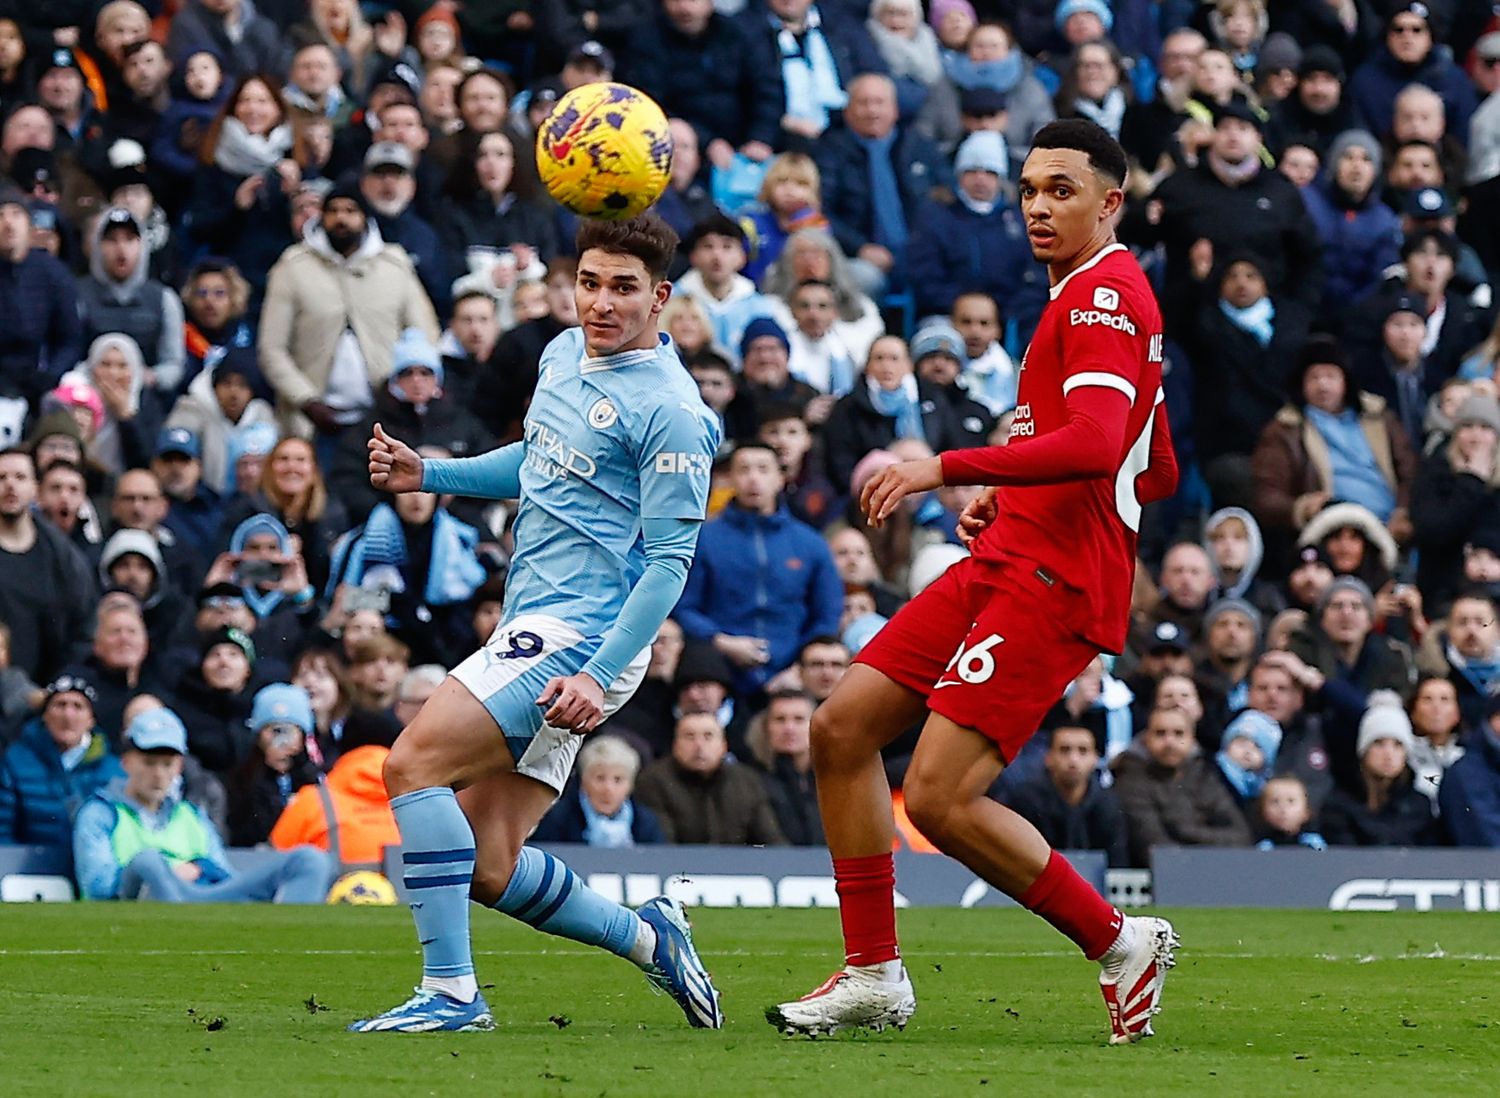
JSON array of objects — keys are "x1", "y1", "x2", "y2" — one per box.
[
  {"x1": 1018, "y1": 850, "x2": 1124, "y2": 961},
  {"x1": 833, "y1": 853, "x2": 899, "y2": 966}
]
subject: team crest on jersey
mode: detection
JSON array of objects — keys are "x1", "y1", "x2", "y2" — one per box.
[
  {"x1": 587, "y1": 398, "x2": 619, "y2": 430},
  {"x1": 1093, "y1": 287, "x2": 1119, "y2": 311}
]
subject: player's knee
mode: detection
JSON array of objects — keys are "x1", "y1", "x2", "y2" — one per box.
[
  {"x1": 382, "y1": 742, "x2": 428, "y2": 797},
  {"x1": 903, "y1": 775, "x2": 958, "y2": 845},
  {"x1": 809, "y1": 703, "x2": 861, "y2": 768}
]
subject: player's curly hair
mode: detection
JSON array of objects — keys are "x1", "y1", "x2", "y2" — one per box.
[
  {"x1": 1030, "y1": 119, "x2": 1128, "y2": 187},
  {"x1": 575, "y1": 213, "x2": 679, "y2": 282}
]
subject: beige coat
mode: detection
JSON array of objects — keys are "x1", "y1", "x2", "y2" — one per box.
[{"x1": 258, "y1": 227, "x2": 439, "y2": 438}]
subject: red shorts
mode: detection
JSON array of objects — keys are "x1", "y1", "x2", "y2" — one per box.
[{"x1": 855, "y1": 556, "x2": 1101, "y2": 763}]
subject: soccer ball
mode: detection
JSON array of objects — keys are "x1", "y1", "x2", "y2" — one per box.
[
  {"x1": 326, "y1": 870, "x2": 398, "y2": 905},
  {"x1": 535, "y1": 82, "x2": 673, "y2": 220}
]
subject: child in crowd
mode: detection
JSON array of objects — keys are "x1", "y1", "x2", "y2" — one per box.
[
  {"x1": 739, "y1": 154, "x2": 828, "y2": 286},
  {"x1": 1255, "y1": 775, "x2": 1328, "y2": 850},
  {"x1": 672, "y1": 214, "x2": 771, "y2": 365},
  {"x1": 1216, "y1": 708, "x2": 1282, "y2": 819}
]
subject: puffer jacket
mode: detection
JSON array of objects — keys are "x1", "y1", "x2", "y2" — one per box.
[
  {"x1": 1109, "y1": 751, "x2": 1254, "y2": 868},
  {"x1": 633, "y1": 758, "x2": 787, "y2": 845},
  {"x1": 1299, "y1": 175, "x2": 1403, "y2": 313},
  {"x1": 0, "y1": 720, "x2": 124, "y2": 846}
]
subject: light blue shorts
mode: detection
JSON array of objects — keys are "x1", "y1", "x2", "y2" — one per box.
[{"x1": 449, "y1": 613, "x2": 649, "y2": 792}]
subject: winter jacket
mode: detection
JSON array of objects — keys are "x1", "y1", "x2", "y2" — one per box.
[
  {"x1": 436, "y1": 194, "x2": 561, "y2": 285},
  {"x1": 1410, "y1": 449, "x2": 1500, "y2": 611},
  {"x1": 674, "y1": 502, "x2": 843, "y2": 695},
  {"x1": 1321, "y1": 775, "x2": 1440, "y2": 846},
  {"x1": 270, "y1": 745, "x2": 401, "y2": 863},
  {"x1": 1249, "y1": 395, "x2": 1415, "y2": 536},
  {"x1": 813, "y1": 125, "x2": 951, "y2": 260},
  {"x1": 1347, "y1": 45, "x2": 1479, "y2": 148},
  {"x1": 1202, "y1": 507, "x2": 1286, "y2": 622},
  {"x1": 531, "y1": 781, "x2": 667, "y2": 846},
  {"x1": 258, "y1": 225, "x2": 440, "y2": 438},
  {"x1": 1109, "y1": 752, "x2": 1254, "y2": 868},
  {"x1": 226, "y1": 752, "x2": 319, "y2": 848},
  {"x1": 182, "y1": 166, "x2": 300, "y2": 304},
  {"x1": 166, "y1": 370, "x2": 278, "y2": 497},
  {"x1": 0, "y1": 523, "x2": 98, "y2": 684},
  {"x1": 1001, "y1": 772, "x2": 1131, "y2": 867},
  {"x1": 150, "y1": 95, "x2": 224, "y2": 182},
  {"x1": 76, "y1": 211, "x2": 186, "y2": 388},
  {"x1": 1126, "y1": 161, "x2": 1323, "y2": 337},
  {"x1": 906, "y1": 194, "x2": 1047, "y2": 330},
  {"x1": 621, "y1": 12, "x2": 783, "y2": 153},
  {"x1": 328, "y1": 390, "x2": 493, "y2": 524},
  {"x1": 0, "y1": 249, "x2": 82, "y2": 402},
  {"x1": 1344, "y1": 287, "x2": 1489, "y2": 385},
  {"x1": 0, "y1": 722, "x2": 124, "y2": 846},
  {"x1": 72, "y1": 781, "x2": 232, "y2": 900},
  {"x1": 372, "y1": 208, "x2": 449, "y2": 322},
  {"x1": 633, "y1": 758, "x2": 788, "y2": 845},
  {"x1": 1438, "y1": 726, "x2": 1500, "y2": 847},
  {"x1": 1299, "y1": 176, "x2": 1403, "y2": 313},
  {"x1": 736, "y1": 4, "x2": 890, "y2": 131},
  {"x1": 760, "y1": 756, "x2": 823, "y2": 846},
  {"x1": 165, "y1": 0, "x2": 289, "y2": 79},
  {"x1": 1186, "y1": 296, "x2": 1306, "y2": 465},
  {"x1": 822, "y1": 377, "x2": 960, "y2": 490},
  {"x1": 1262, "y1": 94, "x2": 1366, "y2": 159},
  {"x1": 171, "y1": 669, "x2": 256, "y2": 776}
]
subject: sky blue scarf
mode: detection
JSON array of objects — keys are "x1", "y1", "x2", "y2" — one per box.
[
  {"x1": 229, "y1": 512, "x2": 293, "y2": 619},
  {"x1": 773, "y1": 7, "x2": 848, "y2": 129},
  {"x1": 580, "y1": 791, "x2": 636, "y2": 848},
  {"x1": 854, "y1": 130, "x2": 906, "y2": 252},
  {"x1": 944, "y1": 51, "x2": 1023, "y2": 93},
  {"x1": 868, "y1": 376, "x2": 924, "y2": 440},
  {"x1": 1219, "y1": 297, "x2": 1276, "y2": 347},
  {"x1": 326, "y1": 501, "x2": 487, "y2": 606}
]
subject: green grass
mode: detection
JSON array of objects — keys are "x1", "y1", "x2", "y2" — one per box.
[{"x1": 2, "y1": 904, "x2": 1497, "y2": 1096}]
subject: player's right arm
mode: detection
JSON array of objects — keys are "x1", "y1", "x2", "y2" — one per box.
[{"x1": 368, "y1": 422, "x2": 524, "y2": 500}]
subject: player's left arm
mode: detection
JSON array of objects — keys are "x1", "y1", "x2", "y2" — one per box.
[{"x1": 420, "y1": 442, "x2": 525, "y2": 500}]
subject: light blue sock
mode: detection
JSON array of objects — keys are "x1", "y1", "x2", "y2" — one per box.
[
  {"x1": 392, "y1": 787, "x2": 477, "y2": 980},
  {"x1": 494, "y1": 846, "x2": 641, "y2": 958}
]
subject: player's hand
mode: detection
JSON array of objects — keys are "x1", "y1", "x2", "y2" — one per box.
[
  {"x1": 368, "y1": 422, "x2": 425, "y2": 493},
  {"x1": 171, "y1": 860, "x2": 202, "y2": 883},
  {"x1": 537, "y1": 672, "x2": 606, "y2": 734},
  {"x1": 861, "y1": 456, "x2": 944, "y2": 527},
  {"x1": 957, "y1": 486, "x2": 998, "y2": 547}
]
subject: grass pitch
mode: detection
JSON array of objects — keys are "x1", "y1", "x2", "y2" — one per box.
[{"x1": 2, "y1": 903, "x2": 1496, "y2": 1096}]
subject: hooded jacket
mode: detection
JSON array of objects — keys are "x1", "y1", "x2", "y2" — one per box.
[
  {"x1": 98, "y1": 528, "x2": 191, "y2": 656},
  {"x1": 165, "y1": 367, "x2": 278, "y2": 497},
  {"x1": 1202, "y1": 507, "x2": 1286, "y2": 621},
  {"x1": 258, "y1": 223, "x2": 440, "y2": 438},
  {"x1": 674, "y1": 502, "x2": 844, "y2": 695},
  {"x1": 0, "y1": 719, "x2": 124, "y2": 846},
  {"x1": 63, "y1": 334, "x2": 161, "y2": 476},
  {"x1": 270, "y1": 744, "x2": 402, "y2": 863},
  {"x1": 75, "y1": 210, "x2": 185, "y2": 389}
]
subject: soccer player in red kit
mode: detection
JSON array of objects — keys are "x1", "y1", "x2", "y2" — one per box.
[{"x1": 766, "y1": 120, "x2": 1180, "y2": 1044}]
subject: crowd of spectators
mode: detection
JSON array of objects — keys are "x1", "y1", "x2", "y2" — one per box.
[{"x1": 1, "y1": 0, "x2": 1500, "y2": 900}]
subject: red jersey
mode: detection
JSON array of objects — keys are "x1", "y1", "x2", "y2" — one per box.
[{"x1": 941, "y1": 244, "x2": 1177, "y2": 653}]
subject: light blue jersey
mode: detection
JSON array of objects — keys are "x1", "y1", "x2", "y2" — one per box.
[
  {"x1": 428, "y1": 328, "x2": 720, "y2": 758},
  {"x1": 505, "y1": 327, "x2": 719, "y2": 633}
]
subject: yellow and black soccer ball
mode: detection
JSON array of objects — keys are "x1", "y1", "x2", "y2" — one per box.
[{"x1": 535, "y1": 82, "x2": 673, "y2": 220}]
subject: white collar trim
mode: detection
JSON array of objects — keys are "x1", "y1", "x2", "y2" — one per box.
[
  {"x1": 579, "y1": 338, "x2": 665, "y2": 374},
  {"x1": 1047, "y1": 243, "x2": 1128, "y2": 300}
]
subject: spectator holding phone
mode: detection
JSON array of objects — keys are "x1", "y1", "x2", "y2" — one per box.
[
  {"x1": 201, "y1": 512, "x2": 317, "y2": 665},
  {"x1": 227, "y1": 683, "x2": 319, "y2": 846}
]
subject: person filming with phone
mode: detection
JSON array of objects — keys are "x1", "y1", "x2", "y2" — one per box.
[{"x1": 199, "y1": 513, "x2": 320, "y2": 665}]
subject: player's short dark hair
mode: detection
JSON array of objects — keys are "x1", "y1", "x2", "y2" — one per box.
[
  {"x1": 757, "y1": 402, "x2": 806, "y2": 429},
  {"x1": 575, "y1": 213, "x2": 678, "y2": 282},
  {"x1": 1401, "y1": 226, "x2": 1458, "y2": 261},
  {"x1": 685, "y1": 212, "x2": 747, "y2": 252},
  {"x1": 1029, "y1": 119, "x2": 1128, "y2": 187}
]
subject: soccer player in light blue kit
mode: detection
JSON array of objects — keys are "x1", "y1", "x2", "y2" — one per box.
[{"x1": 350, "y1": 215, "x2": 724, "y2": 1033}]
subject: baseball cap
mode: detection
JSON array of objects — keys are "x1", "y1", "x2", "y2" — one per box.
[
  {"x1": 1404, "y1": 186, "x2": 1455, "y2": 219},
  {"x1": 364, "y1": 141, "x2": 414, "y2": 173},
  {"x1": 1141, "y1": 620, "x2": 1190, "y2": 654},
  {"x1": 1213, "y1": 96, "x2": 1262, "y2": 129},
  {"x1": 196, "y1": 581, "x2": 246, "y2": 607},
  {"x1": 1387, "y1": 2, "x2": 1430, "y2": 31},
  {"x1": 45, "y1": 47, "x2": 81, "y2": 74},
  {"x1": 567, "y1": 40, "x2": 614, "y2": 71},
  {"x1": 1299, "y1": 45, "x2": 1346, "y2": 82},
  {"x1": 0, "y1": 183, "x2": 25, "y2": 211},
  {"x1": 1383, "y1": 293, "x2": 1425, "y2": 323},
  {"x1": 202, "y1": 624, "x2": 256, "y2": 664},
  {"x1": 249, "y1": 683, "x2": 315, "y2": 735},
  {"x1": 372, "y1": 60, "x2": 421, "y2": 100},
  {"x1": 100, "y1": 206, "x2": 141, "y2": 237},
  {"x1": 126, "y1": 707, "x2": 188, "y2": 754},
  {"x1": 1293, "y1": 544, "x2": 1335, "y2": 571},
  {"x1": 155, "y1": 426, "x2": 201, "y2": 459}
]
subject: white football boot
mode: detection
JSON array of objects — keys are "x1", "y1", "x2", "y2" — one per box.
[
  {"x1": 766, "y1": 963, "x2": 917, "y2": 1036},
  {"x1": 1098, "y1": 915, "x2": 1180, "y2": 1045}
]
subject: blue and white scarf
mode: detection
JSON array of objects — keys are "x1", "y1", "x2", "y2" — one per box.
[
  {"x1": 944, "y1": 51, "x2": 1023, "y2": 93},
  {"x1": 326, "y1": 501, "x2": 487, "y2": 607},
  {"x1": 230, "y1": 512, "x2": 293, "y2": 619},
  {"x1": 580, "y1": 791, "x2": 636, "y2": 848},
  {"x1": 774, "y1": 6, "x2": 848, "y2": 130},
  {"x1": 868, "y1": 375, "x2": 925, "y2": 440},
  {"x1": 1219, "y1": 296, "x2": 1276, "y2": 347}
]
